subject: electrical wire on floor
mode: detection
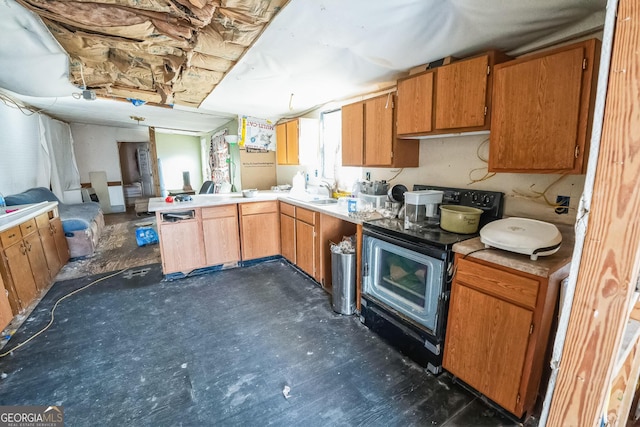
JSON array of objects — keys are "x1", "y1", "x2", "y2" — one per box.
[{"x1": 0, "y1": 268, "x2": 129, "y2": 358}]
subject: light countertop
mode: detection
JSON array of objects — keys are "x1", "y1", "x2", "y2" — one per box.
[
  {"x1": 452, "y1": 223, "x2": 574, "y2": 277},
  {"x1": 0, "y1": 202, "x2": 58, "y2": 233},
  {"x1": 147, "y1": 192, "x2": 381, "y2": 225}
]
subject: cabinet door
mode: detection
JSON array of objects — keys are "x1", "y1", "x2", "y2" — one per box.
[
  {"x1": 51, "y1": 218, "x2": 70, "y2": 265},
  {"x1": 489, "y1": 45, "x2": 587, "y2": 173},
  {"x1": 159, "y1": 220, "x2": 205, "y2": 274},
  {"x1": 341, "y1": 101, "x2": 364, "y2": 166},
  {"x1": 285, "y1": 120, "x2": 299, "y2": 165},
  {"x1": 435, "y1": 55, "x2": 489, "y2": 130},
  {"x1": 364, "y1": 94, "x2": 394, "y2": 166},
  {"x1": 276, "y1": 122, "x2": 288, "y2": 165},
  {"x1": 241, "y1": 212, "x2": 280, "y2": 261},
  {"x1": 444, "y1": 282, "x2": 533, "y2": 414},
  {"x1": 295, "y1": 220, "x2": 315, "y2": 277},
  {"x1": 280, "y1": 213, "x2": 296, "y2": 263},
  {"x1": 0, "y1": 274, "x2": 12, "y2": 331},
  {"x1": 24, "y1": 232, "x2": 50, "y2": 290},
  {"x1": 203, "y1": 216, "x2": 240, "y2": 266},
  {"x1": 3, "y1": 243, "x2": 37, "y2": 311},
  {"x1": 39, "y1": 227, "x2": 61, "y2": 279},
  {"x1": 397, "y1": 71, "x2": 434, "y2": 135}
]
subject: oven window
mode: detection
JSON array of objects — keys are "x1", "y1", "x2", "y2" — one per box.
[
  {"x1": 363, "y1": 235, "x2": 445, "y2": 333},
  {"x1": 381, "y1": 252, "x2": 427, "y2": 309}
]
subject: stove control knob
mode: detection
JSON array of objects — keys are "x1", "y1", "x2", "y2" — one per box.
[
  {"x1": 483, "y1": 195, "x2": 492, "y2": 205},
  {"x1": 471, "y1": 192, "x2": 479, "y2": 203}
]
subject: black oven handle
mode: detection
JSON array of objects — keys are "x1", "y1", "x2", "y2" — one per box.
[{"x1": 363, "y1": 227, "x2": 447, "y2": 261}]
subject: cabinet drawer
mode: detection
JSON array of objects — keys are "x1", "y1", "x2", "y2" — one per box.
[
  {"x1": 0, "y1": 226, "x2": 22, "y2": 248},
  {"x1": 296, "y1": 207, "x2": 316, "y2": 225},
  {"x1": 19, "y1": 219, "x2": 37, "y2": 236},
  {"x1": 240, "y1": 201, "x2": 278, "y2": 216},
  {"x1": 202, "y1": 205, "x2": 237, "y2": 219},
  {"x1": 455, "y1": 258, "x2": 540, "y2": 309},
  {"x1": 280, "y1": 202, "x2": 295, "y2": 217},
  {"x1": 35, "y1": 213, "x2": 50, "y2": 229}
]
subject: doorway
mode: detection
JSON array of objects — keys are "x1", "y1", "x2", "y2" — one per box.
[{"x1": 118, "y1": 141, "x2": 154, "y2": 206}]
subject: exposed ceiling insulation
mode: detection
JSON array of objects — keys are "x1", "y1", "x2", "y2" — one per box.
[{"x1": 15, "y1": 0, "x2": 287, "y2": 107}]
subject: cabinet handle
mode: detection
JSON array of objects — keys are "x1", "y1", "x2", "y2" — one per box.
[
  {"x1": 20, "y1": 243, "x2": 27, "y2": 255},
  {"x1": 8, "y1": 233, "x2": 16, "y2": 239}
]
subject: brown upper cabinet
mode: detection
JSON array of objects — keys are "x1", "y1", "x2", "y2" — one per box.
[
  {"x1": 276, "y1": 118, "x2": 319, "y2": 166},
  {"x1": 489, "y1": 39, "x2": 600, "y2": 174},
  {"x1": 396, "y1": 51, "x2": 509, "y2": 137},
  {"x1": 276, "y1": 119, "x2": 299, "y2": 165},
  {"x1": 342, "y1": 93, "x2": 419, "y2": 167}
]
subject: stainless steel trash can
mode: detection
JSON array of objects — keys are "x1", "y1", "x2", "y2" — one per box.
[{"x1": 331, "y1": 251, "x2": 356, "y2": 315}]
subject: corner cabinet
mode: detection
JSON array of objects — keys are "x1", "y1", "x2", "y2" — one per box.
[
  {"x1": 396, "y1": 51, "x2": 509, "y2": 137},
  {"x1": 342, "y1": 93, "x2": 419, "y2": 167},
  {"x1": 279, "y1": 202, "x2": 319, "y2": 279},
  {"x1": 489, "y1": 39, "x2": 600, "y2": 174},
  {"x1": 239, "y1": 201, "x2": 280, "y2": 261},
  {"x1": 279, "y1": 201, "x2": 357, "y2": 292},
  {"x1": 443, "y1": 255, "x2": 569, "y2": 418}
]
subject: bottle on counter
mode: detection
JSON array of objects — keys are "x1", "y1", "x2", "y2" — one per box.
[{"x1": 0, "y1": 192, "x2": 5, "y2": 207}]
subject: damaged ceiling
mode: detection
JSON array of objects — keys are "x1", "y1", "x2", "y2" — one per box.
[
  {"x1": 0, "y1": 0, "x2": 607, "y2": 130},
  {"x1": 15, "y1": 0, "x2": 287, "y2": 107}
]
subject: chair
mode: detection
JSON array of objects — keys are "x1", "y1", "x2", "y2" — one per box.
[{"x1": 199, "y1": 181, "x2": 215, "y2": 194}]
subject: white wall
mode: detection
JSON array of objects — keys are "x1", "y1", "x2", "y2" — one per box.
[
  {"x1": 71, "y1": 123, "x2": 149, "y2": 211},
  {"x1": 365, "y1": 134, "x2": 585, "y2": 225},
  {"x1": 0, "y1": 102, "x2": 45, "y2": 196}
]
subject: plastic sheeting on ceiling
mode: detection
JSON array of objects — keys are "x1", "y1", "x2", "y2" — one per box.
[
  {"x1": 13, "y1": 0, "x2": 287, "y2": 107},
  {"x1": 200, "y1": 0, "x2": 607, "y2": 119}
]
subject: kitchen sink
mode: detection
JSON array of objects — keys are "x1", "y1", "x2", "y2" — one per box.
[{"x1": 309, "y1": 198, "x2": 338, "y2": 205}]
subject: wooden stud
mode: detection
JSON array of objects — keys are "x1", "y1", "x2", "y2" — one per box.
[{"x1": 547, "y1": 0, "x2": 640, "y2": 424}]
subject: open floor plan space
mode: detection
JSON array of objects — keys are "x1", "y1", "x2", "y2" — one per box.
[{"x1": 0, "y1": 261, "x2": 524, "y2": 426}]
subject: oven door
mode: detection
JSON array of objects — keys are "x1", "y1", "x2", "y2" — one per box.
[{"x1": 362, "y1": 231, "x2": 446, "y2": 335}]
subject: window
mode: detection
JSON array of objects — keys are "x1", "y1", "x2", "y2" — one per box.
[{"x1": 320, "y1": 109, "x2": 341, "y2": 180}]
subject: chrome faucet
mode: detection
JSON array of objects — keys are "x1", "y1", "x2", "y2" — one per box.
[{"x1": 319, "y1": 181, "x2": 335, "y2": 197}]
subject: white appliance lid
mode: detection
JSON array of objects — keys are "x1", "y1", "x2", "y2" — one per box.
[{"x1": 480, "y1": 217, "x2": 562, "y2": 254}]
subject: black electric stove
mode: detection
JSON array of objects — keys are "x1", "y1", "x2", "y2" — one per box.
[{"x1": 360, "y1": 185, "x2": 504, "y2": 374}]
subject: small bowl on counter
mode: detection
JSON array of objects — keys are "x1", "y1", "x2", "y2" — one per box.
[{"x1": 242, "y1": 189, "x2": 259, "y2": 198}]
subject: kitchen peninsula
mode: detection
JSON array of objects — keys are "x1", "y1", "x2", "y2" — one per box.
[{"x1": 149, "y1": 192, "x2": 363, "y2": 292}]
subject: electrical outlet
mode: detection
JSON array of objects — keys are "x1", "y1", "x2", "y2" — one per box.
[
  {"x1": 365, "y1": 172, "x2": 371, "y2": 181},
  {"x1": 555, "y1": 195, "x2": 570, "y2": 214}
]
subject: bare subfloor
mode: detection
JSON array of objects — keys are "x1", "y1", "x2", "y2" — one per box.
[
  {"x1": 1, "y1": 261, "x2": 527, "y2": 426},
  {"x1": 55, "y1": 207, "x2": 160, "y2": 281}
]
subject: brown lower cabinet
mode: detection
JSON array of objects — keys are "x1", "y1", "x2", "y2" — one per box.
[
  {"x1": 239, "y1": 201, "x2": 280, "y2": 261},
  {"x1": 0, "y1": 208, "x2": 69, "y2": 315},
  {"x1": 279, "y1": 201, "x2": 356, "y2": 292},
  {"x1": 443, "y1": 254, "x2": 569, "y2": 418}
]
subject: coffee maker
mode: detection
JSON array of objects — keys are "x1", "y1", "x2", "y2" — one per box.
[{"x1": 403, "y1": 190, "x2": 444, "y2": 229}]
